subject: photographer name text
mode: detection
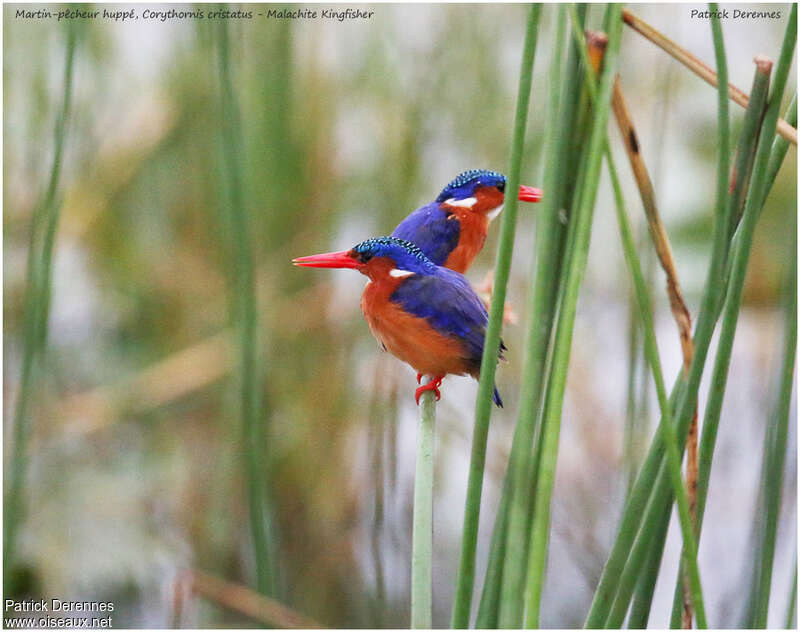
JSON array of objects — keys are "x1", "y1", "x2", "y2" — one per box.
[
  {"x1": 690, "y1": 8, "x2": 782, "y2": 19},
  {"x1": 4, "y1": 600, "x2": 114, "y2": 629}
]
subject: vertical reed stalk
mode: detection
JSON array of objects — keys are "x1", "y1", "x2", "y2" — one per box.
[
  {"x1": 610, "y1": 68, "x2": 701, "y2": 626},
  {"x1": 4, "y1": 21, "x2": 77, "y2": 581},
  {"x1": 787, "y1": 558, "x2": 798, "y2": 629},
  {"x1": 606, "y1": 7, "x2": 796, "y2": 626},
  {"x1": 411, "y1": 382, "x2": 437, "y2": 628},
  {"x1": 216, "y1": 15, "x2": 274, "y2": 596},
  {"x1": 524, "y1": 6, "x2": 623, "y2": 626},
  {"x1": 669, "y1": 53, "x2": 773, "y2": 627},
  {"x1": 605, "y1": 152, "x2": 708, "y2": 629},
  {"x1": 589, "y1": 7, "x2": 795, "y2": 629},
  {"x1": 495, "y1": 7, "x2": 567, "y2": 627},
  {"x1": 726, "y1": 57, "x2": 773, "y2": 241},
  {"x1": 623, "y1": 289, "x2": 644, "y2": 495},
  {"x1": 477, "y1": 9, "x2": 585, "y2": 625},
  {"x1": 566, "y1": 12, "x2": 708, "y2": 625},
  {"x1": 584, "y1": 4, "x2": 734, "y2": 624},
  {"x1": 764, "y1": 94, "x2": 797, "y2": 198},
  {"x1": 450, "y1": 6, "x2": 542, "y2": 625},
  {"x1": 475, "y1": 471, "x2": 513, "y2": 628},
  {"x1": 750, "y1": 243, "x2": 796, "y2": 628},
  {"x1": 628, "y1": 509, "x2": 670, "y2": 628}
]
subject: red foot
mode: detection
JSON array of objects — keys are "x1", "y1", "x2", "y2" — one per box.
[
  {"x1": 415, "y1": 376, "x2": 444, "y2": 405},
  {"x1": 416, "y1": 373, "x2": 423, "y2": 384}
]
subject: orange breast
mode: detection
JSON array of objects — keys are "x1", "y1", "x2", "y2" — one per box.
[
  {"x1": 360, "y1": 280, "x2": 475, "y2": 377},
  {"x1": 442, "y1": 210, "x2": 489, "y2": 273}
]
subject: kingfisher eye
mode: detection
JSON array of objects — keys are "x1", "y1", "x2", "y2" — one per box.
[
  {"x1": 357, "y1": 251, "x2": 373, "y2": 263},
  {"x1": 497, "y1": 181, "x2": 506, "y2": 193}
]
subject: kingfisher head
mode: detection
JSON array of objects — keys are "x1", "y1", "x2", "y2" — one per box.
[
  {"x1": 293, "y1": 236, "x2": 436, "y2": 281},
  {"x1": 435, "y1": 169, "x2": 542, "y2": 220}
]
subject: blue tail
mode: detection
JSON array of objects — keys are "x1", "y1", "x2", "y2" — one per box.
[{"x1": 493, "y1": 386, "x2": 503, "y2": 408}]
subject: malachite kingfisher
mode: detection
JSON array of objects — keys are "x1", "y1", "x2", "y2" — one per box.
[
  {"x1": 392, "y1": 169, "x2": 543, "y2": 274},
  {"x1": 293, "y1": 236, "x2": 505, "y2": 406}
]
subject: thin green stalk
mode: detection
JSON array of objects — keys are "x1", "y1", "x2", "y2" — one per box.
[
  {"x1": 217, "y1": 16, "x2": 274, "y2": 596},
  {"x1": 726, "y1": 57, "x2": 774, "y2": 242},
  {"x1": 764, "y1": 94, "x2": 797, "y2": 200},
  {"x1": 716, "y1": 93, "x2": 797, "y2": 329},
  {"x1": 627, "y1": 506, "x2": 670, "y2": 628},
  {"x1": 786, "y1": 558, "x2": 798, "y2": 629},
  {"x1": 566, "y1": 9, "x2": 709, "y2": 624},
  {"x1": 623, "y1": 289, "x2": 644, "y2": 496},
  {"x1": 475, "y1": 471, "x2": 513, "y2": 628},
  {"x1": 567, "y1": 12, "x2": 710, "y2": 622},
  {"x1": 523, "y1": 6, "x2": 623, "y2": 626},
  {"x1": 750, "y1": 246, "x2": 797, "y2": 628},
  {"x1": 450, "y1": 5, "x2": 542, "y2": 626},
  {"x1": 605, "y1": 151, "x2": 708, "y2": 629},
  {"x1": 478, "y1": 419, "x2": 550, "y2": 628},
  {"x1": 477, "y1": 10, "x2": 585, "y2": 625},
  {"x1": 603, "y1": 7, "x2": 795, "y2": 625},
  {"x1": 4, "y1": 21, "x2": 77, "y2": 581},
  {"x1": 584, "y1": 381, "x2": 683, "y2": 627},
  {"x1": 496, "y1": 7, "x2": 567, "y2": 627},
  {"x1": 670, "y1": 55, "x2": 774, "y2": 626},
  {"x1": 411, "y1": 383, "x2": 436, "y2": 628},
  {"x1": 627, "y1": 63, "x2": 677, "y2": 626},
  {"x1": 584, "y1": 4, "x2": 735, "y2": 624}
]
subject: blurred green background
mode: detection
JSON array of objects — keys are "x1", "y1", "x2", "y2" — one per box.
[{"x1": 3, "y1": 3, "x2": 796, "y2": 628}]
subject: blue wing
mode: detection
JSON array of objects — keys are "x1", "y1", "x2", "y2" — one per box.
[
  {"x1": 392, "y1": 202, "x2": 460, "y2": 267},
  {"x1": 390, "y1": 269, "x2": 505, "y2": 406}
]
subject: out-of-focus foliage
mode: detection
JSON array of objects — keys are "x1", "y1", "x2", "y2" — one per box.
[{"x1": 3, "y1": 4, "x2": 796, "y2": 628}]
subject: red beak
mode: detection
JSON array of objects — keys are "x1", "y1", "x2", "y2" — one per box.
[
  {"x1": 292, "y1": 250, "x2": 360, "y2": 269},
  {"x1": 518, "y1": 185, "x2": 543, "y2": 203}
]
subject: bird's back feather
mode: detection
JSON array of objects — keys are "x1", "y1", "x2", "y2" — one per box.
[{"x1": 392, "y1": 203, "x2": 460, "y2": 267}]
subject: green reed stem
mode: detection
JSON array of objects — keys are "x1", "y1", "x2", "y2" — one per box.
[
  {"x1": 623, "y1": 286, "x2": 644, "y2": 496},
  {"x1": 584, "y1": 5, "x2": 734, "y2": 624},
  {"x1": 450, "y1": 6, "x2": 542, "y2": 626},
  {"x1": 764, "y1": 94, "x2": 797, "y2": 198},
  {"x1": 217, "y1": 16, "x2": 274, "y2": 597},
  {"x1": 750, "y1": 244, "x2": 796, "y2": 628},
  {"x1": 726, "y1": 59, "x2": 773, "y2": 242},
  {"x1": 570, "y1": 21, "x2": 710, "y2": 625},
  {"x1": 603, "y1": 7, "x2": 795, "y2": 626},
  {"x1": 495, "y1": 7, "x2": 567, "y2": 627},
  {"x1": 669, "y1": 54, "x2": 773, "y2": 627},
  {"x1": 478, "y1": 9, "x2": 585, "y2": 626},
  {"x1": 786, "y1": 558, "x2": 798, "y2": 629},
  {"x1": 605, "y1": 151, "x2": 708, "y2": 628},
  {"x1": 475, "y1": 471, "x2": 513, "y2": 628},
  {"x1": 628, "y1": 506, "x2": 670, "y2": 628},
  {"x1": 411, "y1": 383, "x2": 436, "y2": 628},
  {"x1": 523, "y1": 6, "x2": 623, "y2": 627},
  {"x1": 3, "y1": 21, "x2": 77, "y2": 581},
  {"x1": 715, "y1": 93, "x2": 797, "y2": 329}
]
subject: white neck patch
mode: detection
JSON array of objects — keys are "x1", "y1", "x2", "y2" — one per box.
[
  {"x1": 389, "y1": 269, "x2": 415, "y2": 278},
  {"x1": 487, "y1": 204, "x2": 504, "y2": 221},
  {"x1": 444, "y1": 196, "x2": 477, "y2": 208}
]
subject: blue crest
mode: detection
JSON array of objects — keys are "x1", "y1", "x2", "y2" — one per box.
[
  {"x1": 351, "y1": 236, "x2": 437, "y2": 273},
  {"x1": 436, "y1": 169, "x2": 507, "y2": 202}
]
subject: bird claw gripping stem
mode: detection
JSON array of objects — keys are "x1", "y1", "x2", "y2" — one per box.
[{"x1": 415, "y1": 376, "x2": 444, "y2": 405}]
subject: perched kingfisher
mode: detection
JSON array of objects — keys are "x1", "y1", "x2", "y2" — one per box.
[
  {"x1": 392, "y1": 169, "x2": 542, "y2": 273},
  {"x1": 293, "y1": 236, "x2": 505, "y2": 406}
]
